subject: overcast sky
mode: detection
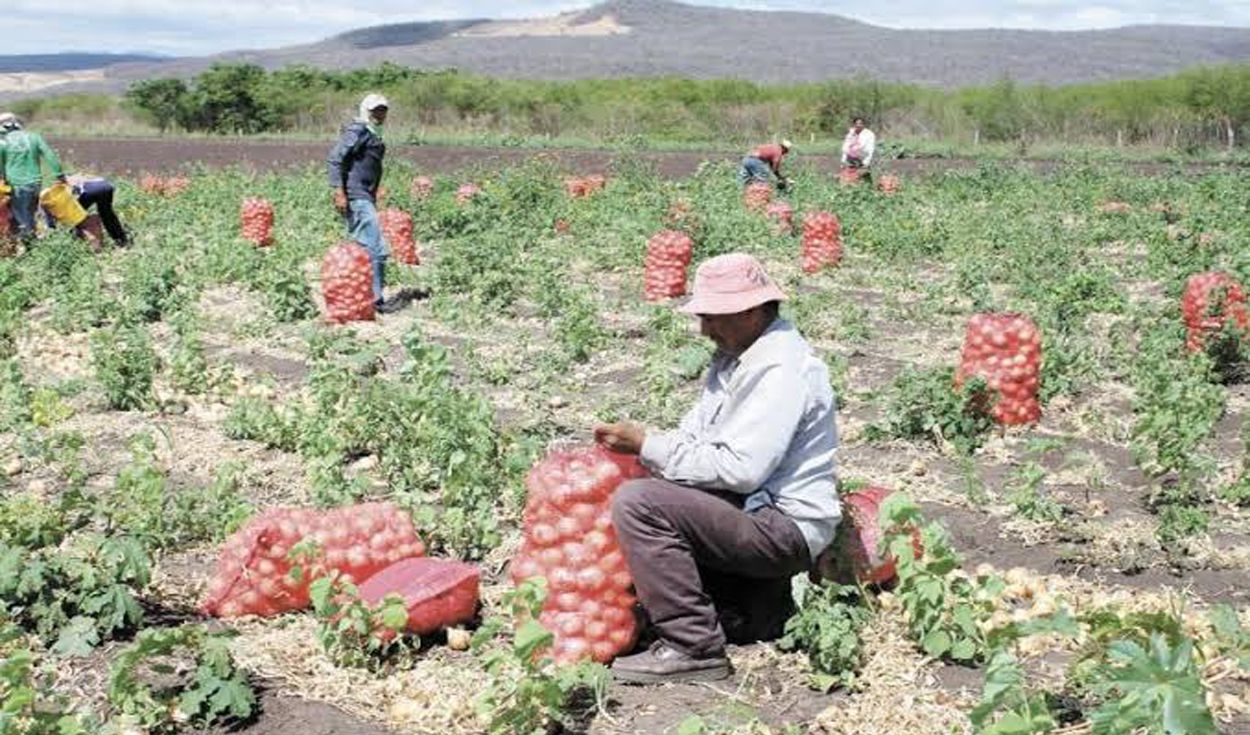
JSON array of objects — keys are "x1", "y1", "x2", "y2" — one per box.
[{"x1": 8, "y1": 0, "x2": 1250, "y2": 56}]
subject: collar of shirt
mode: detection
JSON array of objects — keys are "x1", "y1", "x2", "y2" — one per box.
[{"x1": 737, "y1": 318, "x2": 789, "y2": 368}]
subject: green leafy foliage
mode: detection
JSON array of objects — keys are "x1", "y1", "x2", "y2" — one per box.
[
  {"x1": 121, "y1": 255, "x2": 183, "y2": 324},
  {"x1": 0, "y1": 623, "x2": 93, "y2": 735},
  {"x1": 0, "y1": 532, "x2": 150, "y2": 653},
  {"x1": 90, "y1": 321, "x2": 158, "y2": 411},
  {"x1": 1086, "y1": 636, "x2": 1216, "y2": 735},
  {"x1": 867, "y1": 368, "x2": 995, "y2": 455},
  {"x1": 1007, "y1": 462, "x2": 1066, "y2": 524},
  {"x1": 970, "y1": 649, "x2": 1059, "y2": 735},
  {"x1": 881, "y1": 494, "x2": 1003, "y2": 663},
  {"x1": 103, "y1": 436, "x2": 253, "y2": 549},
  {"x1": 472, "y1": 579, "x2": 606, "y2": 735},
  {"x1": 777, "y1": 581, "x2": 872, "y2": 691},
  {"x1": 108, "y1": 625, "x2": 256, "y2": 733},
  {"x1": 306, "y1": 570, "x2": 416, "y2": 672}
]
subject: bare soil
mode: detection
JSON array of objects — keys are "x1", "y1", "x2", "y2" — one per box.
[{"x1": 48, "y1": 137, "x2": 1245, "y2": 180}]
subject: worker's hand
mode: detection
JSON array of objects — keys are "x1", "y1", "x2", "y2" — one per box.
[
  {"x1": 332, "y1": 188, "x2": 348, "y2": 215},
  {"x1": 594, "y1": 422, "x2": 646, "y2": 455}
]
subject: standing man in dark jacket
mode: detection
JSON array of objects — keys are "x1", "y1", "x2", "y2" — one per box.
[{"x1": 327, "y1": 94, "x2": 402, "y2": 313}]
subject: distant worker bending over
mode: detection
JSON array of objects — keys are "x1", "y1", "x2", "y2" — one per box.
[
  {"x1": 0, "y1": 112, "x2": 65, "y2": 243},
  {"x1": 738, "y1": 139, "x2": 792, "y2": 191},
  {"x1": 43, "y1": 173, "x2": 130, "y2": 248},
  {"x1": 840, "y1": 117, "x2": 875, "y2": 180}
]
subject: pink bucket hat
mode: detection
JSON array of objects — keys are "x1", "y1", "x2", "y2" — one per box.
[{"x1": 680, "y1": 253, "x2": 787, "y2": 315}]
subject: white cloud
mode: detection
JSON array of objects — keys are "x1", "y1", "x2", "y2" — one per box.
[{"x1": 4, "y1": 0, "x2": 1249, "y2": 55}]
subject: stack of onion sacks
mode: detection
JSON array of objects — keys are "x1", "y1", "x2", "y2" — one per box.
[
  {"x1": 743, "y1": 182, "x2": 772, "y2": 211},
  {"x1": 956, "y1": 313, "x2": 1043, "y2": 425},
  {"x1": 321, "y1": 242, "x2": 375, "y2": 323},
  {"x1": 643, "y1": 230, "x2": 694, "y2": 301},
  {"x1": 1182, "y1": 271, "x2": 1249, "y2": 353},
  {"x1": 379, "y1": 208, "x2": 419, "y2": 265},
  {"x1": 801, "y1": 211, "x2": 842, "y2": 273},
  {"x1": 510, "y1": 447, "x2": 646, "y2": 663},
  {"x1": 240, "y1": 197, "x2": 275, "y2": 247}
]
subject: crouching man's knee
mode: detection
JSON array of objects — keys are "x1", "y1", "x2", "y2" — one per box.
[{"x1": 611, "y1": 478, "x2": 662, "y2": 529}]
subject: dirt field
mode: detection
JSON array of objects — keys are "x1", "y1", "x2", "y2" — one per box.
[
  {"x1": 47, "y1": 136, "x2": 1245, "y2": 180},
  {"x1": 8, "y1": 147, "x2": 1250, "y2": 734}
]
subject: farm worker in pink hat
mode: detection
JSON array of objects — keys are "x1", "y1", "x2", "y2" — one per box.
[{"x1": 595, "y1": 252, "x2": 842, "y2": 684}]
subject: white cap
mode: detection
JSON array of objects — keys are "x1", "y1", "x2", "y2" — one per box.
[
  {"x1": 780, "y1": 138, "x2": 793, "y2": 150},
  {"x1": 361, "y1": 93, "x2": 389, "y2": 111}
]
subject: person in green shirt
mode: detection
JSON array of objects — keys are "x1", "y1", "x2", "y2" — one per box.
[{"x1": 0, "y1": 112, "x2": 65, "y2": 242}]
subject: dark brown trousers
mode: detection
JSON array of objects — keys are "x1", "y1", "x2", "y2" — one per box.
[{"x1": 611, "y1": 477, "x2": 812, "y2": 657}]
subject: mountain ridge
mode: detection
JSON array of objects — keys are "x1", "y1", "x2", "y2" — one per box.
[{"x1": 3, "y1": 0, "x2": 1250, "y2": 100}]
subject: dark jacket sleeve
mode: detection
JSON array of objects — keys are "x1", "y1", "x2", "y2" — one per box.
[{"x1": 327, "y1": 125, "x2": 362, "y2": 190}]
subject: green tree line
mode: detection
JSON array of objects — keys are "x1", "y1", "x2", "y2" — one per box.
[{"x1": 39, "y1": 61, "x2": 1250, "y2": 150}]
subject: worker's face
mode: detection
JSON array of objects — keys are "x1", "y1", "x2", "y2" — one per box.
[
  {"x1": 698, "y1": 306, "x2": 771, "y2": 357},
  {"x1": 371, "y1": 106, "x2": 389, "y2": 125},
  {"x1": 853, "y1": 119, "x2": 865, "y2": 133}
]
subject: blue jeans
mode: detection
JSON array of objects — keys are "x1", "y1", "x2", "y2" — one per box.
[
  {"x1": 346, "y1": 198, "x2": 389, "y2": 304},
  {"x1": 738, "y1": 156, "x2": 772, "y2": 186},
  {"x1": 10, "y1": 185, "x2": 39, "y2": 241}
]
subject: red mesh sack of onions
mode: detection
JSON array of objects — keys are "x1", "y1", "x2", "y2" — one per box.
[
  {"x1": 455, "y1": 183, "x2": 481, "y2": 206},
  {"x1": 765, "y1": 201, "x2": 794, "y2": 235},
  {"x1": 956, "y1": 313, "x2": 1043, "y2": 426},
  {"x1": 321, "y1": 241, "x2": 375, "y2": 324},
  {"x1": 379, "y1": 208, "x2": 419, "y2": 265},
  {"x1": 201, "y1": 502, "x2": 426, "y2": 618},
  {"x1": 814, "y1": 486, "x2": 923, "y2": 586},
  {"x1": 510, "y1": 446, "x2": 648, "y2": 664},
  {"x1": 1182, "y1": 271, "x2": 1249, "y2": 353},
  {"x1": 240, "y1": 197, "x2": 274, "y2": 247},
  {"x1": 565, "y1": 175, "x2": 606, "y2": 198},
  {"x1": 743, "y1": 182, "x2": 772, "y2": 211},
  {"x1": 358, "y1": 558, "x2": 480, "y2": 635},
  {"x1": 0, "y1": 197, "x2": 12, "y2": 240},
  {"x1": 643, "y1": 230, "x2": 694, "y2": 301},
  {"x1": 410, "y1": 175, "x2": 434, "y2": 201},
  {"x1": 801, "y1": 211, "x2": 842, "y2": 273}
]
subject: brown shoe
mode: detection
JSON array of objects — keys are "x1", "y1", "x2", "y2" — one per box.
[{"x1": 611, "y1": 641, "x2": 731, "y2": 684}]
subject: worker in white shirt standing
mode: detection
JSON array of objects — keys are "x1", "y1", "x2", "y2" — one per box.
[{"x1": 840, "y1": 116, "x2": 876, "y2": 183}]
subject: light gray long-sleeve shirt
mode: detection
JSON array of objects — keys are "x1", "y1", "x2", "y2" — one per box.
[{"x1": 639, "y1": 319, "x2": 842, "y2": 559}]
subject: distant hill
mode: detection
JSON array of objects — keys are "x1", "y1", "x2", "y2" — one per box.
[
  {"x1": 0, "y1": 53, "x2": 167, "y2": 74},
  {"x1": 5, "y1": 0, "x2": 1250, "y2": 99}
]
